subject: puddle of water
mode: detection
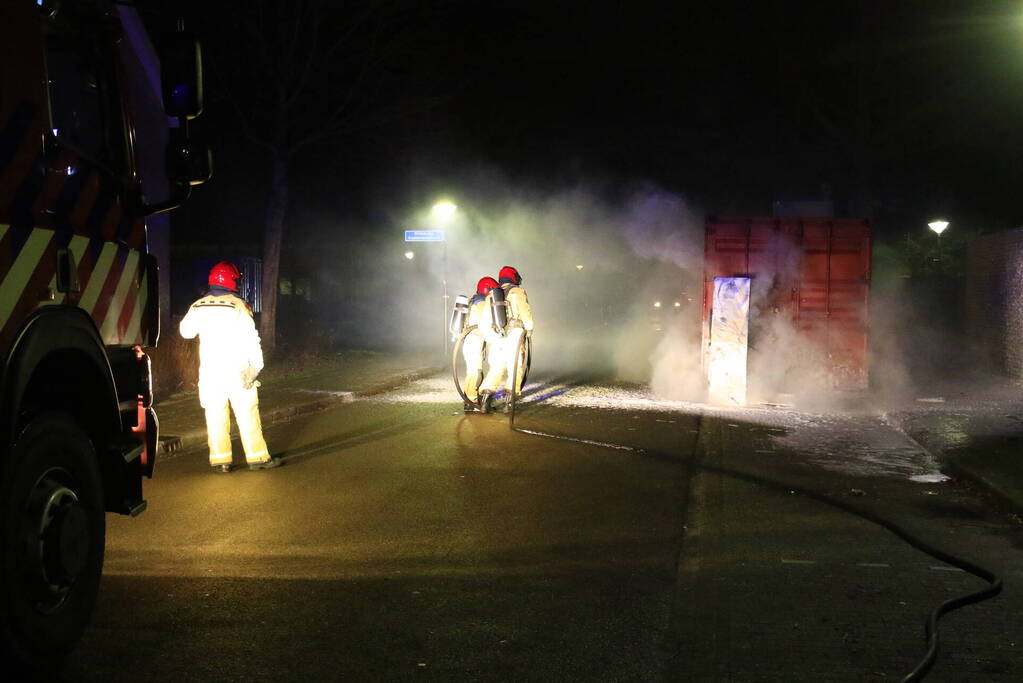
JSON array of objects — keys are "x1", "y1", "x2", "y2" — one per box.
[{"x1": 909, "y1": 473, "x2": 951, "y2": 483}]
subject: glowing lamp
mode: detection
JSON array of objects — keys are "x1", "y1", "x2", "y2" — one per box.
[
  {"x1": 653, "y1": 301, "x2": 662, "y2": 308},
  {"x1": 928, "y1": 220, "x2": 949, "y2": 235},
  {"x1": 404, "y1": 251, "x2": 415, "y2": 260},
  {"x1": 432, "y1": 201, "x2": 457, "y2": 220}
]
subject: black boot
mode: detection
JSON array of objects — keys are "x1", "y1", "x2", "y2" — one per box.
[
  {"x1": 478, "y1": 390, "x2": 494, "y2": 414},
  {"x1": 248, "y1": 457, "x2": 283, "y2": 471}
]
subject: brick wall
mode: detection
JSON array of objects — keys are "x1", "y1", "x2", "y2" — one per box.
[{"x1": 966, "y1": 230, "x2": 1023, "y2": 377}]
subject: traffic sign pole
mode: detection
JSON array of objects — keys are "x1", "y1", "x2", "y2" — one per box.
[{"x1": 403, "y1": 230, "x2": 448, "y2": 360}]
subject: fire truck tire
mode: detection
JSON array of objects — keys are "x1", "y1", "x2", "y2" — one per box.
[{"x1": 0, "y1": 412, "x2": 105, "y2": 675}]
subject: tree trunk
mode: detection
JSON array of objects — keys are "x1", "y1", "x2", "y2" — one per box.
[{"x1": 260, "y1": 155, "x2": 288, "y2": 353}]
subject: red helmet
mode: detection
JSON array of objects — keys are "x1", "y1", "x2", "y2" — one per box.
[
  {"x1": 476, "y1": 276, "x2": 499, "y2": 295},
  {"x1": 209, "y1": 261, "x2": 241, "y2": 291},
  {"x1": 498, "y1": 265, "x2": 521, "y2": 285}
]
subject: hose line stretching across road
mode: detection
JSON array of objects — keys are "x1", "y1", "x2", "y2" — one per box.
[{"x1": 505, "y1": 356, "x2": 1002, "y2": 683}]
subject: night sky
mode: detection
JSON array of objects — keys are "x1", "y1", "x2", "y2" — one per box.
[{"x1": 165, "y1": 0, "x2": 1023, "y2": 246}]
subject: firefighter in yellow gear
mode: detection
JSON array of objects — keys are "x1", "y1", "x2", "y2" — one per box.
[
  {"x1": 462, "y1": 276, "x2": 500, "y2": 412},
  {"x1": 478, "y1": 266, "x2": 534, "y2": 413},
  {"x1": 179, "y1": 261, "x2": 281, "y2": 473}
]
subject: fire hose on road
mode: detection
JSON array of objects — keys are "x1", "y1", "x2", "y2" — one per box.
[
  {"x1": 504, "y1": 365, "x2": 1002, "y2": 682},
  {"x1": 450, "y1": 326, "x2": 478, "y2": 408}
]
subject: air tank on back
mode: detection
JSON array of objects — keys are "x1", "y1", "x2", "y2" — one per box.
[
  {"x1": 490, "y1": 285, "x2": 508, "y2": 335},
  {"x1": 449, "y1": 294, "x2": 469, "y2": 341}
]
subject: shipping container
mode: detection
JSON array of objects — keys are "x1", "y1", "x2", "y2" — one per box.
[{"x1": 702, "y1": 216, "x2": 872, "y2": 393}]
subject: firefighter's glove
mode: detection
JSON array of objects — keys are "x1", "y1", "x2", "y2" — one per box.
[{"x1": 242, "y1": 367, "x2": 261, "y2": 390}]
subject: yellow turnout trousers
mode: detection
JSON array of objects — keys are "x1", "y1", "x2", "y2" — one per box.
[
  {"x1": 462, "y1": 332, "x2": 485, "y2": 399},
  {"x1": 203, "y1": 384, "x2": 269, "y2": 466},
  {"x1": 480, "y1": 326, "x2": 527, "y2": 394}
]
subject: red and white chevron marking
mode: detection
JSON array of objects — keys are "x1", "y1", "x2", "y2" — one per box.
[{"x1": 0, "y1": 223, "x2": 151, "y2": 348}]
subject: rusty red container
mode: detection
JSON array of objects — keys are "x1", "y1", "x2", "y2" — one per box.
[{"x1": 702, "y1": 216, "x2": 872, "y2": 391}]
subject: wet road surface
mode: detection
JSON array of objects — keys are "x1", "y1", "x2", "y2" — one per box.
[{"x1": 63, "y1": 375, "x2": 1021, "y2": 681}]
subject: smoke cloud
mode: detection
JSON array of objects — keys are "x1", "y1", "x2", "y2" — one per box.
[
  {"x1": 376, "y1": 178, "x2": 707, "y2": 395},
  {"x1": 288, "y1": 169, "x2": 940, "y2": 413}
]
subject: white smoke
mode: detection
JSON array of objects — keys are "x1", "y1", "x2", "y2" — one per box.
[
  {"x1": 314, "y1": 168, "x2": 923, "y2": 412},
  {"x1": 375, "y1": 177, "x2": 707, "y2": 389}
]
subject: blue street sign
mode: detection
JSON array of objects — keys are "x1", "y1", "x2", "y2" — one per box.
[{"x1": 404, "y1": 230, "x2": 445, "y2": 242}]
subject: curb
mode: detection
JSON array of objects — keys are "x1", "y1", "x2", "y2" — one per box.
[
  {"x1": 157, "y1": 366, "x2": 444, "y2": 457},
  {"x1": 877, "y1": 411, "x2": 948, "y2": 478},
  {"x1": 884, "y1": 409, "x2": 1023, "y2": 516},
  {"x1": 944, "y1": 458, "x2": 1023, "y2": 518}
]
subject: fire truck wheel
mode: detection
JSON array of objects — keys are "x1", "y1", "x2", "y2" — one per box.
[{"x1": 0, "y1": 412, "x2": 105, "y2": 674}]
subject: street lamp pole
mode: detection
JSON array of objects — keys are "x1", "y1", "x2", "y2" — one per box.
[
  {"x1": 442, "y1": 241, "x2": 448, "y2": 358},
  {"x1": 432, "y1": 201, "x2": 457, "y2": 360},
  {"x1": 928, "y1": 219, "x2": 949, "y2": 273}
]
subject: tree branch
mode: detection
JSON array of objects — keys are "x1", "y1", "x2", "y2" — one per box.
[{"x1": 283, "y1": 0, "x2": 322, "y2": 110}]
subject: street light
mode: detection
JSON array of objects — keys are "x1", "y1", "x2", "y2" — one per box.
[
  {"x1": 928, "y1": 219, "x2": 949, "y2": 271},
  {"x1": 432, "y1": 201, "x2": 457, "y2": 221}
]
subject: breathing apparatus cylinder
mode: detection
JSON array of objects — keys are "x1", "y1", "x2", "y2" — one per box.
[
  {"x1": 490, "y1": 286, "x2": 509, "y2": 335},
  {"x1": 449, "y1": 294, "x2": 469, "y2": 341}
]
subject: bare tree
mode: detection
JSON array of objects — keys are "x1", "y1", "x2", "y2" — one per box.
[{"x1": 210, "y1": 0, "x2": 441, "y2": 351}]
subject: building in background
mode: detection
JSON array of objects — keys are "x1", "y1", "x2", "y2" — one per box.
[{"x1": 965, "y1": 229, "x2": 1023, "y2": 378}]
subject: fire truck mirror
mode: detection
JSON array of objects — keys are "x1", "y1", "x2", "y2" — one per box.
[
  {"x1": 165, "y1": 128, "x2": 212, "y2": 186},
  {"x1": 160, "y1": 31, "x2": 204, "y2": 120}
]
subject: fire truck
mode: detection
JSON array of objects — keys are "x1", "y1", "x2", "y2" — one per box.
[{"x1": 0, "y1": 0, "x2": 208, "y2": 670}]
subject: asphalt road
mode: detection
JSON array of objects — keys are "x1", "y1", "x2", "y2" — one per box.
[{"x1": 62, "y1": 376, "x2": 1021, "y2": 682}]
